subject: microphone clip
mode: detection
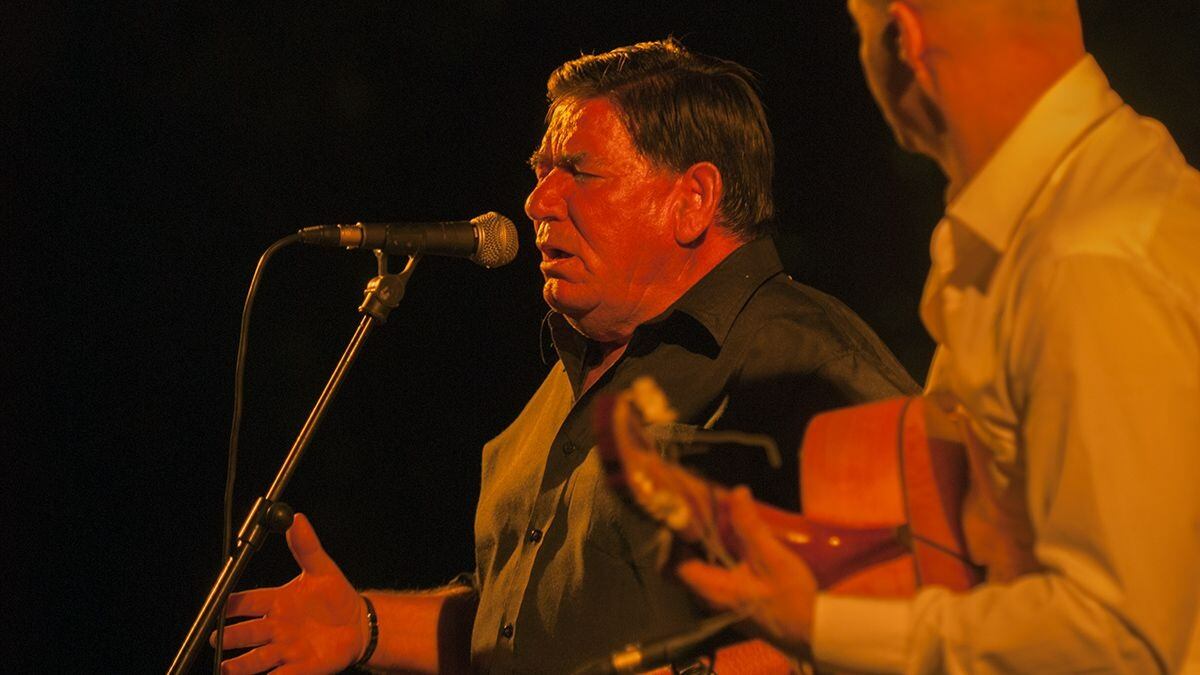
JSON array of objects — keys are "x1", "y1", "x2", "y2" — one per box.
[{"x1": 359, "y1": 250, "x2": 420, "y2": 323}]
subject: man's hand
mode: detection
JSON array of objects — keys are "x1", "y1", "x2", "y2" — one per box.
[
  {"x1": 212, "y1": 513, "x2": 368, "y2": 675},
  {"x1": 675, "y1": 486, "x2": 818, "y2": 656}
]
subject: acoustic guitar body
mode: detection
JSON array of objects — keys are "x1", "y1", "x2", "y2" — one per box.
[{"x1": 800, "y1": 397, "x2": 979, "y2": 595}]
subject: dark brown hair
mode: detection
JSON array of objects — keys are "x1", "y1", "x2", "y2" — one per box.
[{"x1": 546, "y1": 38, "x2": 775, "y2": 239}]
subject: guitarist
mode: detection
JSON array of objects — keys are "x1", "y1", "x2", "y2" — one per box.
[
  {"x1": 678, "y1": 1, "x2": 1200, "y2": 673},
  {"x1": 214, "y1": 39, "x2": 917, "y2": 674}
]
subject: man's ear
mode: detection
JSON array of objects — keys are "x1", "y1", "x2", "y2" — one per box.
[
  {"x1": 674, "y1": 161, "x2": 723, "y2": 246},
  {"x1": 889, "y1": 2, "x2": 935, "y2": 96}
]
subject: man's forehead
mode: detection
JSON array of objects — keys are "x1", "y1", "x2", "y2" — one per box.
[
  {"x1": 538, "y1": 98, "x2": 627, "y2": 156},
  {"x1": 538, "y1": 101, "x2": 584, "y2": 155},
  {"x1": 547, "y1": 98, "x2": 589, "y2": 136}
]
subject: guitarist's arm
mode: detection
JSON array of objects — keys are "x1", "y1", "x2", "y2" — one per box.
[{"x1": 682, "y1": 259, "x2": 1200, "y2": 674}]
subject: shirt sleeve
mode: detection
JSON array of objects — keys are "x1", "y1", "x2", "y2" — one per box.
[{"x1": 812, "y1": 254, "x2": 1200, "y2": 673}]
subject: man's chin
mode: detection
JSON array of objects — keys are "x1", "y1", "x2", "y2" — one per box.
[
  {"x1": 544, "y1": 284, "x2": 630, "y2": 341},
  {"x1": 543, "y1": 281, "x2": 598, "y2": 321}
]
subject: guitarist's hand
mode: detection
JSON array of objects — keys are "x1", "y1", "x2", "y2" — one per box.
[
  {"x1": 676, "y1": 486, "x2": 817, "y2": 656},
  {"x1": 211, "y1": 513, "x2": 369, "y2": 674}
]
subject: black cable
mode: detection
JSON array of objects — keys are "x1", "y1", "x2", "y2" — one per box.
[{"x1": 214, "y1": 233, "x2": 300, "y2": 674}]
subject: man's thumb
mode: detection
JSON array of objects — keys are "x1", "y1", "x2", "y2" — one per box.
[{"x1": 286, "y1": 513, "x2": 339, "y2": 576}]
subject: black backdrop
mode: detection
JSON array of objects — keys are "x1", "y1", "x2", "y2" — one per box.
[{"x1": 6, "y1": 2, "x2": 1198, "y2": 672}]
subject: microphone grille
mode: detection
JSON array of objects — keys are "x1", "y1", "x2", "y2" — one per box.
[{"x1": 470, "y1": 212, "x2": 519, "y2": 268}]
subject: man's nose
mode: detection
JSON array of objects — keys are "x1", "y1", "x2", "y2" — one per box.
[{"x1": 525, "y1": 172, "x2": 568, "y2": 224}]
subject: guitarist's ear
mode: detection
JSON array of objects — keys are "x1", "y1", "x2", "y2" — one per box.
[
  {"x1": 673, "y1": 162, "x2": 723, "y2": 246},
  {"x1": 888, "y1": 1, "x2": 936, "y2": 98}
]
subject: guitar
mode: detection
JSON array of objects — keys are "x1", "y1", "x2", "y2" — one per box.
[{"x1": 592, "y1": 377, "x2": 981, "y2": 672}]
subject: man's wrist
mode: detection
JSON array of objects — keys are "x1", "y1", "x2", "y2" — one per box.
[{"x1": 355, "y1": 594, "x2": 379, "y2": 669}]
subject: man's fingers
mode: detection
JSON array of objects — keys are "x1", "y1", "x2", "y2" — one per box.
[
  {"x1": 728, "y1": 486, "x2": 790, "y2": 575},
  {"x1": 676, "y1": 558, "x2": 743, "y2": 612},
  {"x1": 285, "y1": 513, "x2": 338, "y2": 577},
  {"x1": 729, "y1": 486, "x2": 771, "y2": 540},
  {"x1": 212, "y1": 617, "x2": 274, "y2": 650},
  {"x1": 727, "y1": 485, "x2": 818, "y2": 608},
  {"x1": 220, "y1": 643, "x2": 284, "y2": 675},
  {"x1": 225, "y1": 588, "x2": 277, "y2": 619}
]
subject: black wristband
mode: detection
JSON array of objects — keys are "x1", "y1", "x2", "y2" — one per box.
[{"x1": 355, "y1": 595, "x2": 379, "y2": 668}]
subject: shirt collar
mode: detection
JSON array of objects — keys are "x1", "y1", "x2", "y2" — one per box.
[
  {"x1": 653, "y1": 235, "x2": 784, "y2": 345},
  {"x1": 942, "y1": 55, "x2": 1125, "y2": 257},
  {"x1": 548, "y1": 236, "x2": 784, "y2": 363}
]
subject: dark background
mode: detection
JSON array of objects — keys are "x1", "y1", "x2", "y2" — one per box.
[{"x1": 5, "y1": 2, "x2": 1198, "y2": 672}]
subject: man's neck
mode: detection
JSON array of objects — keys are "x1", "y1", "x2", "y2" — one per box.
[
  {"x1": 566, "y1": 234, "x2": 746, "y2": 344},
  {"x1": 569, "y1": 233, "x2": 749, "y2": 394},
  {"x1": 581, "y1": 341, "x2": 628, "y2": 396},
  {"x1": 936, "y1": 48, "x2": 1084, "y2": 196}
]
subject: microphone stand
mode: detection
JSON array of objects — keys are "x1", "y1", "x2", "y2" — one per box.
[{"x1": 168, "y1": 251, "x2": 420, "y2": 675}]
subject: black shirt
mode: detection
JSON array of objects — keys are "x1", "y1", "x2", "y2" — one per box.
[{"x1": 471, "y1": 237, "x2": 917, "y2": 673}]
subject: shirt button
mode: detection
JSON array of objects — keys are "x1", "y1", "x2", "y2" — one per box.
[
  {"x1": 526, "y1": 527, "x2": 543, "y2": 543},
  {"x1": 500, "y1": 622, "x2": 514, "y2": 639},
  {"x1": 561, "y1": 441, "x2": 577, "y2": 455}
]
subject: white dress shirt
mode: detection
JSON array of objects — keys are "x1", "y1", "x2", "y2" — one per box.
[{"x1": 812, "y1": 56, "x2": 1200, "y2": 673}]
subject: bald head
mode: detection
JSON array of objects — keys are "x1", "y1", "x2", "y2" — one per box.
[
  {"x1": 863, "y1": 0, "x2": 1077, "y2": 18},
  {"x1": 908, "y1": 0, "x2": 1083, "y2": 51},
  {"x1": 848, "y1": 0, "x2": 1086, "y2": 191}
]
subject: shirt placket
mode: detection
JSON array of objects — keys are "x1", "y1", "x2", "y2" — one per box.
[{"x1": 486, "y1": 404, "x2": 592, "y2": 669}]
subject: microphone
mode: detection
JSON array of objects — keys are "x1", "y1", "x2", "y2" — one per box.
[
  {"x1": 570, "y1": 612, "x2": 741, "y2": 675},
  {"x1": 298, "y1": 211, "x2": 519, "y2": 268}
]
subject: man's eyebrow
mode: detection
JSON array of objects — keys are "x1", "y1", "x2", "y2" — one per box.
[{"x1": 528, "y1": 151, "x2": 588, "y2": 170}]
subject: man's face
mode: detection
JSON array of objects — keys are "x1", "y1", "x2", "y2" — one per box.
[
  {"x1": 525, "y1": 97, "x2": 682, "y2": 342},
  {"x1": 847, "y1": 0, "x2": 940, "y2": 156}
]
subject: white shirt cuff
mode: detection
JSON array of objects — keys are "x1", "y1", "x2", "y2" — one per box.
[{"x1": 812, "y1": 593, "x2": 912, "y2": 673}]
